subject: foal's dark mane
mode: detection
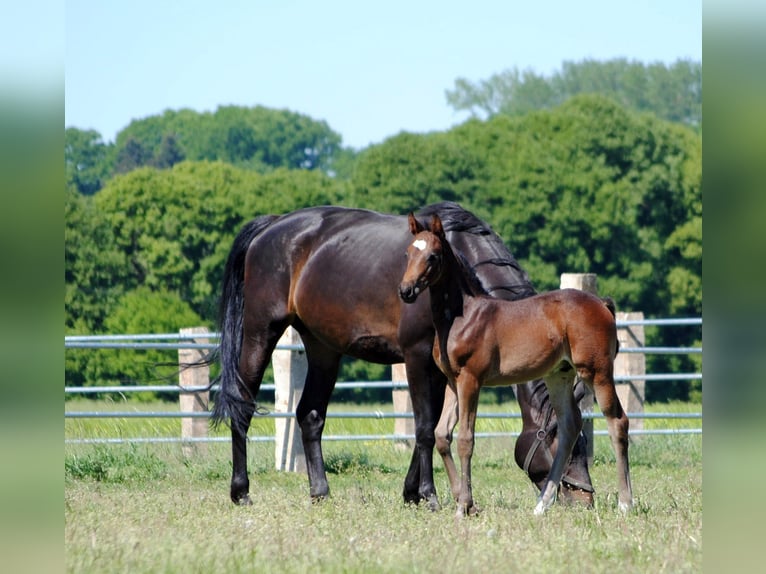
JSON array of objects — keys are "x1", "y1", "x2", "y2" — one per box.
[
  {"x1": 417, "y1": 201, "x2": 536, "y2": 300},
  {"x1": 444, "y1": 240, "x2": 490, "y2": 298}
]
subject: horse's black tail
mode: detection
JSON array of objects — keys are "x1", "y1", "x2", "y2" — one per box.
[{"x1": 211, "y1": 214, "x2": 279, "y2": 430}]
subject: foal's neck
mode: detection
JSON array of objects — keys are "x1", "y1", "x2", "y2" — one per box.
[{"x1": 428, "y1": 241, "x2": 478, "y2": 328}]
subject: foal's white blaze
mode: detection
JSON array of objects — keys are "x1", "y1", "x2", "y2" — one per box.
[{"x1": 413, "y1": 239, "x2": 427, "y2": 251}]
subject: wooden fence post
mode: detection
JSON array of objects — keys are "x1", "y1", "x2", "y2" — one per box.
[
  {"x1": 273, "y1": 327, "x2": 307, "y2": 473},
  {"x1": 615, "y1": 312, "x2": 645, "y2": 431},
  {"x1": 178, "y1": 326, "x2": 210, "y2": 456},
  {"x1": 559, "y1": 273, "x2": 597, "y2": 465},
  {"x1": 391, "y1": 364, "x2": 414, "y2": 449}
]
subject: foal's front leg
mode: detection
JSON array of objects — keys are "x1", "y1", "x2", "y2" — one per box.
[
  {"x1": 456, "y1": 373, "x2": 481, "y2": 517},
  {"x1": 435, "y1": 383, "x2": 460, "y2": 501}
]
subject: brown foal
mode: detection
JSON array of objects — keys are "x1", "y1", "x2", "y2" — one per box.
[{"x1": 399, "y1": 213, "x2": 633, "y2": 516}]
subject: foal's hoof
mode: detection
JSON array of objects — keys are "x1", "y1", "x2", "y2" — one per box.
[
  {"x1": 455, "y1": 503, "x2": 480, "y2": 518},
  {"x1": 618, "y1": 500, "x2": 634, "y2": 514}
]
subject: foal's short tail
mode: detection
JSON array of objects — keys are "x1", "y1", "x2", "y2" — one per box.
[
  {"x1": 601, "y1": 296, "x2": 620, "y2": 354},
  {"x1": 211, "y1": 214, "x2": 279, "y2": 430}
]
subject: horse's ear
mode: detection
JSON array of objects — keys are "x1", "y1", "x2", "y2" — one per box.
[
  {"x1": 431, "y1": 214, "x2": 445, "y2": 238},
  {"x1": 408, "y1": 212, "x2": 424, "y2": 235}
]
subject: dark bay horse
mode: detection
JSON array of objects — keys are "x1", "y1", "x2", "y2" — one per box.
[
  {"x1": 399, "y1": 213, "x2": 633, "y2": 515},
  {"x1": 212, "y1": 202, "x2": 595, "y2": 508}
]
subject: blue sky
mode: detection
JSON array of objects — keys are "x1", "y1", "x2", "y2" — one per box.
[{"x1": 65, "y1": 0, "x2": 701, "y2": 150}]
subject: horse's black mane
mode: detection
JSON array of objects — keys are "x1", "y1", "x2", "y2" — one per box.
[
  {"x1": 417, "y1": 201, "x2": 493, "y2": 235},
  {"x1": 417, "y1": 201, "x2": 536, "y2": 300}
]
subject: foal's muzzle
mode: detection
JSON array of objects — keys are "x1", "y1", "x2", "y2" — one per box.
[{"x1": 399, "y1": 283, "x2": 422, "y2": 304}]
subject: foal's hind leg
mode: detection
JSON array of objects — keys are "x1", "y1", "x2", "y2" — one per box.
[
  {"x1": 590, "y1": 370, "x2": 633, "y2": 512},
  {"x1": 455, "y1": 372, "x2": 481, "y2": 517},
  {"x1": 534, "y1": 370, "x2": 581, "y2": 515},
  {"x1": 435, "y1": 383, "x2": 460, "y2": 502}
]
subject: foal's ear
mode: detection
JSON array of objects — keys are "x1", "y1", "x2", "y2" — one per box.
[
  {"x1": 408, "y1": 212, "x2": 424, "y2": 235},
  {"x1": 430, "y1": 214, "x2": 445, "y2": 238}
]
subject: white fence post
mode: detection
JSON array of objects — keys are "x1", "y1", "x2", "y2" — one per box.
[
  {"x1": 391, "y1": 364, "x2": 414, "y2": 449},
  {"x1": 178, "y1": 326, "x2": 210, "y2": 456},
  {"x1": 273, "y1": 327, "x2": 307, "y2": 473},
  {"x1": 560, "y1": 273, "x2": 597, "y2": 465},
  {"x1": 615, "y1": 312, "x2": 646, "y2": 430}
]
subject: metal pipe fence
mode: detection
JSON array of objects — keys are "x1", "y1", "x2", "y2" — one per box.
[{"x1": 65, "y1": 317, "x2": 702, "y2": 445}]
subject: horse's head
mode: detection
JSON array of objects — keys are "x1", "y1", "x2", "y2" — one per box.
[{"x1": 399, "y1": 213, "x2": 446, "y2": 304}]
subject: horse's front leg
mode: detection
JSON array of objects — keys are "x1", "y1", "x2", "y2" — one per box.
[
  {"x1": 402, "y1": 356, "x2": 445, "y2": 510},
  {"x1": 435, "y1": 383, "x2": 460, "y2": 501},
  {"x1": 455, "y1": 372, "x2": 481, "y2": 517}
]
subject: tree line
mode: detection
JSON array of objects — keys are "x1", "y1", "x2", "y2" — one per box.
[{"x1": 65, "y1": 59, "x2": 701, "y2": 402}]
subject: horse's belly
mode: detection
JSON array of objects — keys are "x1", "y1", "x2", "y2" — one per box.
[{"x1": 345, "y1": 336, "x2": 403, "y2": 364}]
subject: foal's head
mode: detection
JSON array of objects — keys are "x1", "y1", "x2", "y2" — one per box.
[{"x1": 399, "y1": 213, "x2": 446, "y2": 304}]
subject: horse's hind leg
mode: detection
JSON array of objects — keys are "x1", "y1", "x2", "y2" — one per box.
[
  {"x1": 590, "y1": 370, "x2": 633, "y2": 512},
  {"x1": 435, "y1": 383, "x2": 460, "y2": 502},
  {"x1": 534, "y1": 370, "x2": 581, "y2": 515},
  {"x1": 232, "y1": 323, "x2": 287, "y2": 504},
  {"x1": 295, "y1": 334, "x2": 342, "y2": 501}
]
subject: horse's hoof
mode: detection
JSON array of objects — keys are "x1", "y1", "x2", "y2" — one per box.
[
  {"x1": 533, "y1": 500, "x2": 547, "y2": 515},
  {"x1": 425, "y1": 493, "x2": 441, "y2": 512},
  {"x1": 233, "y1": 494, "x2": 252, "y2": 506},
  {"x1": 559, "y1": 484, "x2": 595, "y2": 508}
]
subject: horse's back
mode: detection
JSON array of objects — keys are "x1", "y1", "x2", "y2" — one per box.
[{"x1": 243, "y1": 206, "x2": 411, "y2": 360}]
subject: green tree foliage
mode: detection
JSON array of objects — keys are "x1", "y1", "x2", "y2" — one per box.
[
  {"x1": 112, "y1": 105, "x2": 343, "y2": 174},
  {"x1": 350, "y1": 132, "x2": 482, "y2": 214},
  {"x1": 65, "y1": 128, "x2": 113, "y2": 194},
  {"x1": 446, "y1": 58, "x2": 701, "y2": 128},
  {"x1": 65, "y1": 186, "x2": 129, "y2": 332}
]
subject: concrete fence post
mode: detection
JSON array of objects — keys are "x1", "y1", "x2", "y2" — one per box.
[
  {"x1": 559, "y1": 273, "x2": 597, "y2": 465},
  {"x1": 615, "y1": 312, "x2": 646, "y2": 431},
  {"x1": 273, "y1": 327, "x2": 307, "y2": 473},
  {"x1": 178, "y1": 326, "x2": 210, "y2": 456},
  {"x1": 391, "y1": 364, "x2": 414, "y2": 449}
]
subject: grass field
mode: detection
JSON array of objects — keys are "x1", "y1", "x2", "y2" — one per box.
[{"x1": 65, "y1": 400, "x2": 702, "y2": 573}]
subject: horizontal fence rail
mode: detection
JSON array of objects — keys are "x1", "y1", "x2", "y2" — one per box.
[{"x1": 65, "y1": 315, "x2": 702, "y2": 454}]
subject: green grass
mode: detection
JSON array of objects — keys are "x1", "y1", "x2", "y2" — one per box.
[{"x1": 65, "y1": 399, "x2": 702, "y2": 573}]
